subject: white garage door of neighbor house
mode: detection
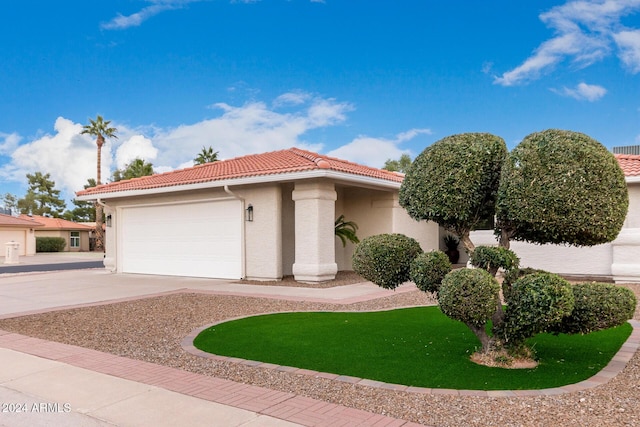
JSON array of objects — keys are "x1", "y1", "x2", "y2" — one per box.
[
  {"x1": 1, "y1": 230, "x2": 27, "y2": 256},
  {"x1": 120, "y1": 200, "x2": 243, "y2": 279}
]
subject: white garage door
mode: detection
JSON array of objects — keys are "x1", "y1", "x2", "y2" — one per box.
[
  {"x1": 120, "y1": 200, "x2": 243, "y2": 279},
  {"x1": 1, "y1": 230, "x2": 27, "y2": 256}
]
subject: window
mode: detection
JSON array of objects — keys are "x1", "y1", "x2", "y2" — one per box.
[{"x1": 70, "y1": 231, "x2": 80, "y2": 248}]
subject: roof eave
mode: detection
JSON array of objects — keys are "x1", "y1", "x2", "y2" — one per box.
[
  {"x1": 76, "y1": 170, "x2": 401, "y2": 201},
  {"x1": 626, "y1": 175, "x2": 640, "y2": 184}
]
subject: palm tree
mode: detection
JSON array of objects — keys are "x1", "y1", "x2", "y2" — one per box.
[
  {"x1": 194, "y1": 146, "x2": 219, "y2": 165},
  {"x1": 81, "y1": 115, "x2": 117, "y2": 252},
  {"x1": 335, "y1": 215, "x2": 360, "y2": 247}
]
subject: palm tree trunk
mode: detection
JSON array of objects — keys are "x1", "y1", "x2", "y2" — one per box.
[{"x1": 95, "y1": 136, "x2": 104, "y2": 252}]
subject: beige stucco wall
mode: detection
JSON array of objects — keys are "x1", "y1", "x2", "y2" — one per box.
[
  {"x1": 234, "y1": 184, "x2": 283, "y2": 280},
  {"x1": 335, "y1": 188, "x2": 439, "y2": 271},
  {"x1": 612, "y1": 181, "x2": 640, "y2": 282}
]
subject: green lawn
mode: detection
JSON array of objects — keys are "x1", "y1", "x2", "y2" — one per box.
[{"x1": 193, "y1": 306, "x2": 632, "y2": 390}]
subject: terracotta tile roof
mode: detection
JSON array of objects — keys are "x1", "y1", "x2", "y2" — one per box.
[
  {"x1": 77, "y1": 148, "x2": 404, "y2": 197},
  {"x1": 18, "y1": 214, "x2": 94, "y2": 231},
  {"x1": 0, "y1": 213, "x2": 44, "y2": 228},
  {"x1": 615, "y1": 154, "x2": 640, "y2": 177}
]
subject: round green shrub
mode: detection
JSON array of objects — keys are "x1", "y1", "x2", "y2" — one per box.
[
  {"x1": 352, "y1": 233, "x2": 422, "y2": 290},
  {"x1": 469, "y1": 246, "x2": 520, "y2": 275},
  {"x1": 438, "y1": 268, "x2": 500, "y2": 328},
  {"x1": 409, "y1": 251, "x2": 452, "y2": 294},
  {"x1": 552, "y1": 283, "x2": 637, "y2": 335},
  {"x1": 496, "y1": 129, "x2": 628, "y2": 246},
  {"x1": 501, "y1": 267, "x2": 548, "y2": 302},
  {"x1": 399, "y1": 133, "x2": 507, "y2": 236},
  {"x1": 501, "y1": 273, "x2": 574, "y2": 346}
]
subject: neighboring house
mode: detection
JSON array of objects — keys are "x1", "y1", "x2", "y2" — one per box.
[
  {"x1": 468, "y1": 154, "x2": 640, "y2": 284},
  {"x1": 77, "y1": 148, "x2": 438, "y2": 282},
  {"x1": 0, "y1": 213, "x2": 43, "y2": 257},
  {"x1": 19, "y1": 215, "x2": 94, "y2": 252}
]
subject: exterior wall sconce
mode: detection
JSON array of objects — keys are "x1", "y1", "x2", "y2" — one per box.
[
  {"x1": 106, "y1": 214, "x2": 112, "y2": 227},
  {"x1": 245, "y1": 204, "x2": 254, "y2": 222}
]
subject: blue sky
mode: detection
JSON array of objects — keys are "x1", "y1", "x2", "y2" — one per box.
[{"x1": 1, "y1": 0, "x2": 639, "y2": 204}]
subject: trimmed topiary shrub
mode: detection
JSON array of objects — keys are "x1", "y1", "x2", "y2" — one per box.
[
  {"x1": 552, "y1": 283, "x2": 637, "y2": 335},
  {"x1": 469, "y1": 246, "x2": 520, "y2": 276},
  {"x1": 500, "y1": 273, "x2": 574, "y2": 346},
  {"x1": 36, "y1": 237, "x2": 66, "y2": 252},
  {"x1": 438, "y1": 268, "x2": 500, "y2": 352},
  {"x1": 496, "y1": 129, "x2": 628, "y2": 246},
  {"x1": 352, "y1": 233, "x2": 422, "y2": 290},
  {"x1": 501, "y1": 267, "x2": 548, "y2": 302},
  {"x1": 409, "y1": 251, "x2": 452, "y2": 294},
  {"x1": 399, "y1": 133, "x2": 507, "y2": 253}
]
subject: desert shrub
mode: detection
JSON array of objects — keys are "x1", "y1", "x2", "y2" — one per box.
[
  {"x1": 501, "y1": 273, "x2": 574, "y2": 346},
  {"x1": 439, "y1": 269, "x2": 500, "y2": 329},
  {"x1": 469, "y1": 246, "x2": 519, "y2": 276},
  {"x1": 501, "y1": 267, "x2": 549, "y2": 302},
  {"x1": 352, "y1": 233, "x2": 422, "y2": 290},
  {"x1": 552, "y1": 283, "x2": 637, "y2": 335},
  {"x1": 496, "y1": 129, "x2": 628, "y2": 246},
  {"x1": 410, "y1": 251, "x2": 452, "y2": 294},
  {"x1": 36, "y1": 237, "x2": 66, "y2": 252}
]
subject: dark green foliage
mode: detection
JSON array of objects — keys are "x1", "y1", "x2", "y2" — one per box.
[
  {"x1": 194, "y1": 146, "x2": 219, "y2": 165},
  {"x1": 469, "y1": 246, "x2": 520, "y2": 276},
  {"x1": 18, "y1": 172, "x2": 67, "y2": 217},
  {"x1": 552, "y1": 283, "x2": 637, "y2": 335},
  {"x1": 409, "y1": 251, "x2": 452, "y2": 294},
  {"x1": 112, "y1": 158, "x2": 154, "y2": 182},
  {"x1": 399, "y1": 133, "x2": 507, "y2": 247},
  {"x1": 334, "y1": 215, "x2": 359, "y2": 247},
  {"x1": 502, "y1": 267, "x2": 548, "y2": 302},
  {"x1": 496, "y1": 129, "x2": 628, "y2": 246},
  {"x1": 438, "y1": 269, "x2": 500, "y2": 329},
  {"x1": 352, "y1": 234, "x2": 422, "y2": 290},
  {"x1": 383, "y1": 154, "x2": 412, "y2": 173},
  {"x1": 36, "y1": 237, "x2": 66, "y2": 252},
  {"x1": 501, "y1": 273, "x2": 574, "y2": 346}
]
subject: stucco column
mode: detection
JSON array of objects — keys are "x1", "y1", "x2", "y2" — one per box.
[
  {"x1": 103, "y1": 206, "x2": 116, "y2": 272},
  {"x1": 292, "y1": 181, "x2": 338, "y2": 282}
]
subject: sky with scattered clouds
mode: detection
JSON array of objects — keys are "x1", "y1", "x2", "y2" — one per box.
[{"x1": 1, "y1": 0, "x2": 639, "y2": 205}]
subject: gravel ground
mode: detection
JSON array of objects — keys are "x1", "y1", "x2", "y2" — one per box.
[{"x1": 0, "y1": 283, "x2": 638, "y2": 427}]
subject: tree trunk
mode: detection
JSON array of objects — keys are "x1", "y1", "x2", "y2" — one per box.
[
  {"x1": 94, "y1": 135, "x2": 104, "y2": 252},
  {"x1": 467, "y1": 323, "x2": 494, "y2": 353},
  {"x1": 459, "y1": 231, "x2": 475, "y2": 254},
  {"x1": 498, "y1": 228, "x2": 511, "y2": 249}
]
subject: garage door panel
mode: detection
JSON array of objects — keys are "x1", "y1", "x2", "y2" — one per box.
[{"x1": 120, "y1": 200, "x2": 242, "y2": 279}]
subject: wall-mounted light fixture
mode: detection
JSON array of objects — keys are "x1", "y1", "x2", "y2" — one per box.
[
  {"x1": 245, "y1": 204, "x2": 254, "y2": 222},
  {"x1": 106, "y1": 214, "x2": 112, "y2": 227}
]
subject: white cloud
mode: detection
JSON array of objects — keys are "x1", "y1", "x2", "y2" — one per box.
[
  {"x1": 0, "y1": 117, "x2": 111, "y2": 200},
  {"x1": 614, "y1": 29, "x2": 640, "y2": 72},
  {"x1": 327, "y1": 129, "x2": 431, "y2": 168},
  {"x1": 495, "y1": 0, "x2": 640, "y2": 86},
  {"x1": 101, "y1": 0, "x2": 202, "y2": 30},
  {"x1": 115, "y1": 135, "x2": 158, "y2": 169},
  {"x1": 273, "y1": 91, "x2": 311, "y2": 107},
  {"x1": 0, "y1": 93, "x2": 429, "y2": 202},
  {"x1": 0, "y1": 132, "x2": 21, "y2": 155},
  {"x1": 554, "y1": 82, "x2": 608, "y2": 101}
]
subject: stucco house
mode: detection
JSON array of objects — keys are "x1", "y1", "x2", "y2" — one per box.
[
  {"x1": 77, "y1": 148, "x2": 438, "y2": 282},
  {"x1": 19, "y1": 215, "x2": 94, "y2": 252},
  {"x1": 0, "y1": 213, "x2": 43, "y2": 257},
  {"x1": 468, "y1": 154, "x2": 640, "y2": 283}
]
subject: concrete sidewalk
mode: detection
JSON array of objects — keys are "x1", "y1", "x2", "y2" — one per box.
[
  {"x1": 0, "y1": 269, "x2": 422, "y2": 427},
  {"x1": 1, "y1": 252, "x2": 105, "y2": 266}
]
